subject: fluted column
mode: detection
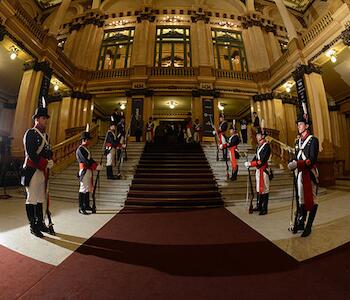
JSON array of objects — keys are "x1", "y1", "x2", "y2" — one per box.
[
  {"x1": 274, "y1": 0, "x2": 298, "y2": 40},
  {"x1": 11, "y1": 61, "x2": 52, "y2": 158},
  {"x1": 49, "y1": 0, "x2": 72, "y2": 36}
]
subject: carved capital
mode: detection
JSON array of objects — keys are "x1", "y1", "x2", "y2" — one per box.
[
  {"x1": 191, "y1": 11, "x2": 210, "y2": 24},
  {"x1": 341, "y1": 22, "x2": 350, "y2": 46},
  {"x1": 192, "y1": 89, "x2": 220, "y2": 98},
  {"x1": 71, "y1": 91, "x2": 92, "y2": 100},
  {"x1": 253, "y1": 92, "x2": 273, "y2": 102},
  {"x1": 125, "y1": 88, "x2": 153, "y2": 97},
  {"x1": 292, "y1": 63, "x2": 321, "y2": 80},
  {"x1": 136, "y1": 8, "x2": 156, "y2": 23}
]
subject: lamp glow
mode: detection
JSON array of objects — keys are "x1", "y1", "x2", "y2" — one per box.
[
  {"x1": 54, "y1": 84, "x2": 59, "y2": 91},
  {"x1": 331, "y1": 55, "x2": 337, "y2": 63},
  {"x1": 120, "y1": 103, "x2": 126, "y2": 110}
]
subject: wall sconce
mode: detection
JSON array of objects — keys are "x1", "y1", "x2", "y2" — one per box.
[
  {"x1": 283, "y1": 81, "x2": 294, "y2": 93},
  {"x1": 9, "y1": 46, "x2": 19, "y2": 60},
  {"x1": 53, "y1": 82, "x2": 59, "y2": 91},
  {"x1": 326, "y1": 49, "x2": 337, "y2": 63},
  {"x1": 218, "y1": 102, "x2": 225, "y2": 111},
  {"x1": 120, "y1": 102, "x2": 126, "y2": 110},
  {"x1": 166, "y1": 100, "x2": 177, "y2": 109}
]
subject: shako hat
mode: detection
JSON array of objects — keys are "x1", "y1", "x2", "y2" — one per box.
[
  {"x1": 296, "y1": 114, "x2": 312, "y2": 125},
  {"x1": 32, "y1": 97, "x2": 50, "y2": 120}
]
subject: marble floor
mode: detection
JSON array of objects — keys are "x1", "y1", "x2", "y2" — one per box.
[
  {"x1": 0, "y1": 186, "x2": 349, "y2": 265},
  {"x1": 0, "y1": 187, "x2": 119, "y2": 266},
  {"x1": 227, "y1": 189, "x2": 350, "y2": 261}
]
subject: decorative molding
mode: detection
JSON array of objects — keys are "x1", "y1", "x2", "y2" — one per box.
[
  {"x1": 252, "y1": 92, "x2": 273, "y2": 102},
  {"x1": 125, "y1": 89, "x2": 154, "y2": 97},
  {"x1": 71, "y1": 91, "x2": 92, "y2": 100},
  {"x1": 328, "y1": 105, "x2": 340, "y2": 112},
  {"x1": 192, "y1": 89, "x2": 220, "y2": 98},
  {"x1": 191, "y1": 10, "x2": 210, "y2": 24},
  {"x1": 136, "y1": 8, "x2": 156, "y2": 23},
  {"x1": 292, "y1": 63, "x2": 321, "y2": 81},
  {"x1": 47, "y1": 95, "x2": 63, "y2": 103},
  {"x1": 23, "y1": 60, "x2": 52, "y2": 76}
]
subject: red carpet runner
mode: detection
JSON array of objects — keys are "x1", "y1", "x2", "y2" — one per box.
[{"x1": 15, "y1": 207, "x2": 350, "y2": 299}]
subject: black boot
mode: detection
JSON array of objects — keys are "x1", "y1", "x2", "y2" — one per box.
[
  {"x1": 292, "y1": 204, "x2": 306, "y2": 234},
  {"x1": 230, "y1": 168, "x2": 238, "y2": 181},
  {"x1": 25, "y1": 204, "x2": 44, "y2": 238},
  {"x1": 259, "y1": 193, "x2": 269, "y2": 215},
  {"x1": 84, "y1": 192, "x2": 93, "y2": 212},
  {"x1": 36, "y1": 203, "x2": 49, "y2": 233},
  {"x1": 78, "y1": 193, "x2": 89, "y2": 215},
  {"x1": 106, "y1": 166, "x2": 117, "y2": 180},
  {"x1": 253, "y1": 193, "x2": 261, "y2": 212},
  {"x1": 301, "y1": 204, "x2": 318, "y2": 237}
]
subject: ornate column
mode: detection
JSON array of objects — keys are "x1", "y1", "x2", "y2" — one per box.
[
  {"x1": 48, "y1": 0, "x2": 72, "y2": 36},
  {"x1": 274, "y1": 0, "x2": 298, "y2": 40},
  {"x1": 46, "y1": 96, "x2": 63, "y2": 145},
  {"x1": 11, "y1": 61, "x2": 52, "y2": 158},
  {"x1": 242, "y1": 16, "x2": 270, "y2": 72},
  {"x1": 264, "y1": 26, "x2": 283, "y2": 63},
  {"x1": 191, "y1": 12, "x2": 212, "y2": 73},
  {"x1": 133, "y1": 8, "x2": 156, "y2": 69},
  {"x1": 292, "y1": 64, "x2": 335, "y2": 186}
]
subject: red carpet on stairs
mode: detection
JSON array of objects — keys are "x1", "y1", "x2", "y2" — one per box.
[
  {"x1": 0, "y1": 245, "x2": 53, "y2": 300},
  {"x1": 16, "y1": 207, "x2": 350, "y2": 299}
]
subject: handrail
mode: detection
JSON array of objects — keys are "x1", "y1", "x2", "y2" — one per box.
[
  {"x1": 214, "y1": 69, "x2": 254, "y2": 81},
  {"x1": 147, "y1": 67, "x2": 198, "y2": 76},
  {"x1": 51, "y1": 124, "x2": 99, "y2": 174},
  {"x1": 88, "y1": 68, "x2": 131, "y2": 80},
  {"x1": 266, "y1": 135, "x2": 294, "y2": 167},
  {"x1": 301, "y1": 9, "x2": 334, "y2": 46},
  {"x1": 13, "y1": 1, "x2": 46, "y2": 42}
]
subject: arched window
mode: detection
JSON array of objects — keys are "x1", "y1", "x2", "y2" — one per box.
[
  {"x1": 97, "y1": 27, "x2": 135, "y2": 70},
  {"x1": 155, "y1": 27, "x2": 192, "y2": 67},
  {"x1": 212, "y1": 29, "x2": 248, "y2": 72}
]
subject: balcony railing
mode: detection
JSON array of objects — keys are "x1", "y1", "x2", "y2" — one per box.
[
  {"x1": 13, "y1": 1, "x2": 46, "y2": 42},
  {"x1": 301, "y1": 10, "x2": 334, "y2": 46},
  {"x1": 88, "y1": 68, "x2": 132, "y2": 80},
  {"x1": 51, "y1": 124, "x2": 98, "y2": 174},
  {"x1": 214, "y1": 69, "x2": 254, "y2": 81},
  {"x1": 147, "y1": 67, "x2": 198, "y2": 76}
]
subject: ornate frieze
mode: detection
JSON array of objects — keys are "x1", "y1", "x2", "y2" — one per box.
[
  {"x1": 192, "y1": 89, "x2": 220, "y2": 98},
  {"x1": 125, "y1": 89, "x2": 154, "y2": 97},
  {"x1": 71, "y1": 91, "x2": 92, "y2": 100},
  {"x1": 136, "y1": 8, "x2": 156, "y2": 23},
  {"x1": 292, "y1": 63, "x2": 321, "y2": 81}
]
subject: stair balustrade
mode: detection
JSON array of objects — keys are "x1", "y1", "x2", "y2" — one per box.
[
  {"x1": 265, "y1": 136, "x2": 294, "y2": 168},
  {"x1": 51, "y1": 124, "x2": 99, "y2": 174}
]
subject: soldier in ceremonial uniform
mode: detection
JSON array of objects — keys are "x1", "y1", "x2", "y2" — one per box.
[
  {"x1": 76, "y1": 124, "x2": 102, "y2": 215},
  {"x1": 193, "y1": 118, "x2": 201, "y2": 143},
  {"x1": 105, "y1": 117, "x2": 118, "y2": 180},
  {"x1": 244, "y1": 127, "x2": 271, "y2": 215},
  {"x1": 225, "y1": 126, "x2": 241, "y2": 181},
  {"x1": 288, "y1": 115, "x2": 319, "y2": 237},
  {"x1": 185, "y1": 112, "x2": 193, "y2": 143},
  {"x1": 116, "y1": 116, "x2": 126, "y2": 177},
  {"x1": 145, "y1": 117, "x2": 154, "y2": 143},
  {"x1": 217, "y1": 113, "x2": 228, "y2": 161},
  {"x1": 22, "y1": 99, "x2": 54, "y2": 238}
]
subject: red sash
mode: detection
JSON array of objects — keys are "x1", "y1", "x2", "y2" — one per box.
[{"x1": 229, "y1": 146, "x2": 237, "y2": 171}]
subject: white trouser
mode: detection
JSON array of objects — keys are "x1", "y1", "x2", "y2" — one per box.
[
  {"x1": 79, "y1": 169, "x2": 92, "y2": 193},
  {"x1": 146, "y1": 131, "x2": 153, "y2": 142},
  {"x1": 186, "y1": 128, "x2": 192, "y2": 139},
  {"x1": 25, "y1": 169, "x2": 45, "y2": 204},
  {"x1": 297, "y1": 172, "x2": 318, "y2": 205},
  {"x1": 106, "y1": 148, "x2": 116, "y2": 166},
  {"x1": 193, "y1": 132, "x2": 199, "y2": 143},
  {"x1": 256, "y1": 169, "x2": 270, "y2": 194}
]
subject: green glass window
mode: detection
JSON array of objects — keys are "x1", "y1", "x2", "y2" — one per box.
[
  {"x1": 155, "y1": 27, "x2": 192, "y2": 67},
  {"x1": 212, "y1": 29, "x2": 248, "y2": 72},
  {"x1": 97, "y1": 27, "x2": 135, "y2": 70}
]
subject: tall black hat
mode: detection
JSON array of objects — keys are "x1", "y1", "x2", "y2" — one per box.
[
  {"x1": 81, "y1": 123, "x2": 92, "y2": 140},
  {"x1": 219, "y1": 113, "x2": 225, "y2": 118},
  {"x1": 296, "y1": 114, "x2": 312, "y2": 125},
  {"x1": 32, "y1": 97, "x2": 50, "y2": 120}
]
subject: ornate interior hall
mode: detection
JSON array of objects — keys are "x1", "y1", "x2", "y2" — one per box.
[{"x1": 0, "y1": 0, "x2": 350, "y2": 299}]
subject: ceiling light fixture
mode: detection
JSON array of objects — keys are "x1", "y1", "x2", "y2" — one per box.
[
  {"x1": 9, "y1": 46, "x2": 19, "y2": 60},
  {"x1": 54, "y1": 83, "x2": 59, "y2": 91},
  {"x1": 120, "y1": 102, "x2": 126, "y2": 110},
  {"x1": 326, "y1": 49, "x2": 337, "y2": 63},
  {"x1": 167, "y1": 100, "x2": 177, "y2": 109},
  {"x1": 218, "y1": 102, "x2": 225, "y2": 111}
]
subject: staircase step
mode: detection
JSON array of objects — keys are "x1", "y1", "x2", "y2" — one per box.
[{"x1": 130, "y1": 184, "x2": 218, "y2": 191}]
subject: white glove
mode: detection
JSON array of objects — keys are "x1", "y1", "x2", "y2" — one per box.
[
  {"x1": 219, "y1": 144, "x2": 223, "y2": 150},
  {"x1": 96, "y1": 164, "x2": 103, "y2": 171},
  {"x1": 47, "y1": 159, "x2": 54, "y2": 169},
  {"x1": 122, "y1": 144, "x2": 127, "y2": 148},
  {"x1": 288, "y1": 160, "x2": 297, "y2": 171},
  {"x1": 244, "y1": 161, "x2": 251, "y2": 169},
  {"x1": 212, "y1": 130, "x2": 216, "y2": 136}
]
